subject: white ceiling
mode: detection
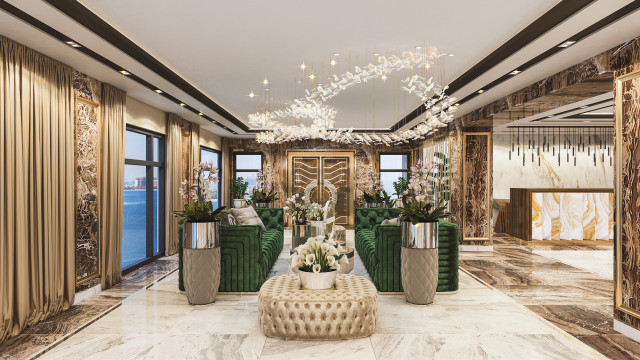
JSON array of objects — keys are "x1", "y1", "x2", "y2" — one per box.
[{"x1": 1, "y1": 0, "x2": 638, "y2": 136}]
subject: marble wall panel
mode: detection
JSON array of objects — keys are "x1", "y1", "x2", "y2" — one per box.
[
  {"x1": 73, "y1": 70, "x2": 102, "y2": 290},
  {"x1": 582, "y1": 193, "x2": 596, "y2": 240},
  {"x1": 594, "y1": 193, "x2": 611, "y2": 240},
  {"x1": 462, "y1": 133, "x2": 491, "y2": 241},
  {"x1": 543, "y1": 192, "x2": 561, "y2": 240},
  {"x1": 531, "y1": 192, "x2": 543, "y2": 240},
  {"x1": 614, "y1": 57, "x2": 640, "y2": 329}
]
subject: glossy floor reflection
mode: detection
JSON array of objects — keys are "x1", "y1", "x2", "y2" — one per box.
[{"x1": 36, "y1": 231, "x2": 603, "y2": 360}]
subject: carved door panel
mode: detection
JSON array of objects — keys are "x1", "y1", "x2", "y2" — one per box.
[{"x1": 288, "y1": 152, "x2": 354, "y2": 226}]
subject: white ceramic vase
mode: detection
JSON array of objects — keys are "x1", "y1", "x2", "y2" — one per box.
[{"x1": 298, "y1": 270, "x2": 337, "y2": 290}]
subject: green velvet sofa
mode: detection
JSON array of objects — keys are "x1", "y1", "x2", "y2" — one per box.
[
  {"x1": 354, "y1": 207, "x2": 459, "y2": 292},
  {"x1": 179, "y1": 207, "x2": 284, "y2": 292}
]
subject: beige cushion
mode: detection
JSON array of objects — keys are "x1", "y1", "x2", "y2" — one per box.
[
  {"x1": 231, "y1": 206, "x2": 266, "y2": 232},
  {"x1": 381, "y1": 217, "x2": 399, "y2": 225}
]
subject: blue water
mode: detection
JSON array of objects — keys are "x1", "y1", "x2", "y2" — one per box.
[{"x1": 122, "y1": 190, "x2": 158, "y2": 269}]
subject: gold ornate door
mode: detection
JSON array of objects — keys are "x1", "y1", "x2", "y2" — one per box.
[{"x1": 287, "y1": 151, "x2": 354, "y2": 226}]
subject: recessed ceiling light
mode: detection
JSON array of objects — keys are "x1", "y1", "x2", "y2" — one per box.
[
  {"x1": 381, "y1": 75, "x2": 387, "y2": 80},
  {"x1": 309, "y1": 74, "x2": 315, "y2": 80},
  {"x1": 425, "y1": 63, "x2": 431, "y2": 69},
  {"x1": 154, "y1": 89, "x2": 163, "y2": 94},
  {"x1": 119, "y1": 70, "x2": 131, "y2": 75},
  {"x1": 449, "y1": 53, "x2": 455, "y2": 57},
  {"x1": 580, "y1": 105, "x2": 588, "y2": 109},
  {"x1": 477, "y1": 89, "x2": 484, "y2": 94},
  {"x1": 198, "y1": 112, "x2": 203, "y2": 116},
  {"x1": 264, "y1": 88, "x2": 269, "y2": 91},
  {"x1": 373, "y1": 53, "x2": 380, "y2": 56},
  {"x1": 333, "y1": 53, "x2": 340, "y2": 56},
  {"x1": 547, "y1": 115, "x2": 553, "y2": 118},
  {"x1": 65, "y1": 40, "x2": 81, "y2": 48},
  {"x1": 416, "y1": 46, "x2": 422, "y2": 50},
  {"x1": 330, "y1": 60, "x2": 336, "y2": 66},
  {"x1": 249, "y1": 92, "x2": 255, "y2": 98},
  {"x1": 300, "y1": 63, "x2": 306, "y2": 70},
  {"x1": 509, "y1": 69, "x2": 521, "y2": 75},
  {"x1": 263, "y1": 79, "x2": 269, "y2": 85},
  {"x1": 179, "y1": 102, "x2": 185, "y2": 107},
  {"x1": 558, "y1": 40, "x2": 576, "y2": 48}
]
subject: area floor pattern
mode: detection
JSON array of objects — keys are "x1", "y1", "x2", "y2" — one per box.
[
  {"x1": 459, "y1": 234, "x2": 640, "y2": 360},
  {"x1": 0, "y1": 256, "x2": 178, "y2": 360},
  {"x1": 7, "y1": 231, "x2": 609, "y2": 360}
]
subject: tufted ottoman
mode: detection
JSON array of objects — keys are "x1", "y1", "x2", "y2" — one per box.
[{"x1": 258, "y1": 274, "x2": 378, "y2": 340}]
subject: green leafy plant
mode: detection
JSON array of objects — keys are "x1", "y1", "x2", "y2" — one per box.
[
  {"x1": 393, "y1": 177, "x2": 409, "y2": 198},
  {"x1": 381, "y1": 190, "x2": 395, "y2": 208},
  {"x1": 249, "y1": 167, "x2": 278, "y2": 204},
  {"x1": 398, "y1": 160, "x2": 450, "y2": 224},
  {"x1": 173, "y1": 161, "x2": 226, "y2": 225},
  {"x1": 362, "y1": 170, "x2": 384, "y2": 204},
  {"x1": 230, "y1": 177, "x2": 249, "y2": 199}
]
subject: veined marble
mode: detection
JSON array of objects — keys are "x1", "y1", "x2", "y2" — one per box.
[{"x1": 531, "y1": 192, "x2": 613, "y2": 241}]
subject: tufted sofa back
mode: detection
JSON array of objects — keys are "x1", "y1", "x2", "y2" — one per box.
[
  {"x1": 255, "y1": 208, "x2": 284, "y2": 233},
  {"x1": 354, "y1": 208, "x2": 401, "y2": 233}
]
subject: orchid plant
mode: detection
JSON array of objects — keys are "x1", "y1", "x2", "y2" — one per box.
[
  {"x1": 306, "y1": 202, "x2": 324, "y2": 221},
  {"x1": 399, "y1": 160, "x2": 449, "y2": 224},
  {"x1": 173, "y1": 161, "x2": 226, "y2": 224},
  {"x1": 284, "y1": 193, "x2": 309, "y2": 225},
  {"x1": 250, "y1": 166, "x2": 278, "y2": 204},
  {"x1": 362, "y1": 170, "x2": 385, "y2": 204},
  {"x1": 291, "y1": 236, "x2": 349, "y2": 273}
]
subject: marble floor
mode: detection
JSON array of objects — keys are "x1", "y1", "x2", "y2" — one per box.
[
  {"x1": 460, "y1": 235, "x2": 640, "y2": 360},
  {"x1": 26, "y1": 231, "x2": 607, "y2": 360}
]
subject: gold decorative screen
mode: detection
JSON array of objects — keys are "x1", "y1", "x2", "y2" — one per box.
[{"x1": 288, "y1": 151, "x2": 354, "y2": 226}]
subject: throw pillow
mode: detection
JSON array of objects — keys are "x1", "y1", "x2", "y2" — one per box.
[
  {"x1": 381, "y1": 217, "x2": 399, "y2": 225},
  {"x1": 219, "y1": 210, "x2": 236, "y2": 226},
  {"x1": 231, "y1": 206, "x2": 267, "y2": 232}
]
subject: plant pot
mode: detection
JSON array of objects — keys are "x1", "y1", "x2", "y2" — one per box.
[
  {"x1": 233, "y1": 199, "x2": 247, "y2": 208},
  {"x1": 298, "y1": 270, "x2": 338, "y2": 290},
  {"x1": 255, "y1": 201, "x2": 272, "y2": 208},
  {"x1": 401, "y1": 221, "x2": 438, "y2": 305},
  {"x1": 365, "y1": 202, "x2": 383, "y2": 208},
  {"x1": 337, "y1": 246, "x2": 355, "y2": 274},
  {"x1": 292, "y1": 224, "x2": 310, "y2": 249},
  {"x1": 310, "y1": 220, "x2": 326, "y2": 237},
  {"x1": 182, "y1": 221, "x2": 221, "y2": 305}
]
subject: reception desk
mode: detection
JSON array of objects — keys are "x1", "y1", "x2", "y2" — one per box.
[{"x1": 508, "y1": 188, "x2": 614, "y2": 242}]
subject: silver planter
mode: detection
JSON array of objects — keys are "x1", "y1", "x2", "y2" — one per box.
[
  {"x1": 182, "y1": 221, "x2": 221, "y2": 305},
  {"x1": 401, "y1": 221, "x2": 439, "y2": 305},
  {"x1": 255, "y1": 201, "x2": 273, "y2": 208},
  {"x1": 365, "y1": 202, "x2": 383, "y2": 208},
  {"x1": 310, "y1": 220, "x2": 326, "y2": 237},
  {"x1": 233, "y1": 198, "x2": 247, "y2": 208},
  {"x1": 298, "y1": 270, "x2": 338, "y2": 290},
  {"x1": 337, "y1": 247, "x2": 355, "y2": 274},
  {"x1": 292, "y1": 224, "x2": 311, "y2": 249},
  {"x1": 402, "y1": 221, "x2": 438, "y2": 249},
  {"x1": 395, "y1": 198, "x2": 403, "y2": 208}
]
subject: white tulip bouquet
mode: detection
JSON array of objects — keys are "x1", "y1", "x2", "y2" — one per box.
[{"x1": 291, "y1": 236, "x2": 349, "y2": 273}]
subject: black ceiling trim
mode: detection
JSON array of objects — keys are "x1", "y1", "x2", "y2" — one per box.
[
  {"x1": 0, "y1": 1, "x2": 237, "y2": 134},
  {"x1": 529, "y1": 99, "x2": 612, "y2": 122},
  {"x1": 393, "y1": 0, "x2": 602, "y2": 132},
  {"x1": 41, "y1": 0, "x2": 249, "y2": 133}
]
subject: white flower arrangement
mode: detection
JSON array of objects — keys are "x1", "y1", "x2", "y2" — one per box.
[
  {"x1": 284, "y1": 193, "x2": 309, "y2": 225},
  {"x1": 307, "y1": 202, "x2": 324, "y2": 221},
  {"x1": 291, "y1": 236, "x2": 349, "y2": 273}
]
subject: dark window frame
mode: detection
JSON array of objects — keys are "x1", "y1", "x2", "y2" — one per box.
[
  {"x1": 379, "y1": 152, "x2": 411, "y2": 175},
  {"x1": 123, "y1": 125, "x2": 165, "y2": 275},
  {"x1": 200, "y1": 146, "x2": 222, "y2": 209},
  {"x1": 233, "y1": 152, "x2": 264, "y2": 179}
]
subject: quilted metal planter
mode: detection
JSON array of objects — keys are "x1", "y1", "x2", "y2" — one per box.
[
  {"x1": 233, "y1": 199, "x2": 247, "y2": 208},
  {"x1": 298, "y1": 270, "x2": 337, "y2": 289},
  {"x1": 182, "y1": 221, "x2": 220, "y2": 305},
  {"x1": 255, "y1": 202, "x2": 273, "y2": 208},
  {"x1": 365, "y1": 202, "x2": 383, "y2": 208},
  {"x1": 292, "y1": 224, "x2": 311, "y2": 250},
  {"x1": 401, "y1": 221, "x2": 439, "y2": 305}
]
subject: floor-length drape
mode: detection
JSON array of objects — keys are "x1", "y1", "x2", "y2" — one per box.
[
  {"x1": 99, "y1": 83, "x2": 126, "y2": 289},
  {"x1": 166, "y1": 113, "x2": 183, "y2": 255},
  {"x1": 190, "y1": 122, "x2": 200, "y2": 169},
  {"x1": 0, "y1": 36, "x2": 75, "y2": 342}
]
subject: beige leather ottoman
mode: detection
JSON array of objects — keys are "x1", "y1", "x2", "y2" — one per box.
[{"x1": 258, "y1": 274, "x2": 377, "y2": 340}]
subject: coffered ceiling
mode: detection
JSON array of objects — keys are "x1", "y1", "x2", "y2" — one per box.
[{"x1": 0, "y1": 0, "x2": 638, "y2": 137}]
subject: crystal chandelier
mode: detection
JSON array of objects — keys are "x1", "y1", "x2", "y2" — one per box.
[{"x1": 248, "y1": 48, "x2": 457, "y2": 145}]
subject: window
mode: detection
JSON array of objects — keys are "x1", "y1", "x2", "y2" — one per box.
[
  {"x1": 379, "y1": 152, "x2": 410, "y2": 199},
  {"x1": 233, "y1": 153, "x2": 263, "y2": 198},
  {"x1": 200, "y1": 146, "x2": 222, "y2": 210},
  {"x1": 123, "y1": 127, "x2": 165, "y2": 271}
]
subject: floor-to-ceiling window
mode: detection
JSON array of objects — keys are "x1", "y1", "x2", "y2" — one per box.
[
  {"x1": 233, "y1": 152, "x2": 263, "y2": 198},
  {"x1": 123, "y1": 126, "x2": 165, "y2": 271},
  {"x1": 379, "y1": 152, "x2": 410, "y2": 199},
  {"x1": 200, "y1": 146, "x2": 222, "y2": 209}
]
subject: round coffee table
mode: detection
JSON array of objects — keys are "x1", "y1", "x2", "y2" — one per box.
[{"x1": 258, "y1": 274, "x2": 377, "y2": 340}]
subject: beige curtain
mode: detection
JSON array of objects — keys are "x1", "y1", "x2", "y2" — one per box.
[
  {"x1": 99, "y1": 83, "x2": 126, "y2": 289},
  {"x1": 190, "y1": 122, "x2": 200, "y2": 168},
  {"x1": 0, "y1": 36, "x2": 75, "y2": 342},
  {"x1": 166, "y1": 114, "x2": 183, "y2": 255}
]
